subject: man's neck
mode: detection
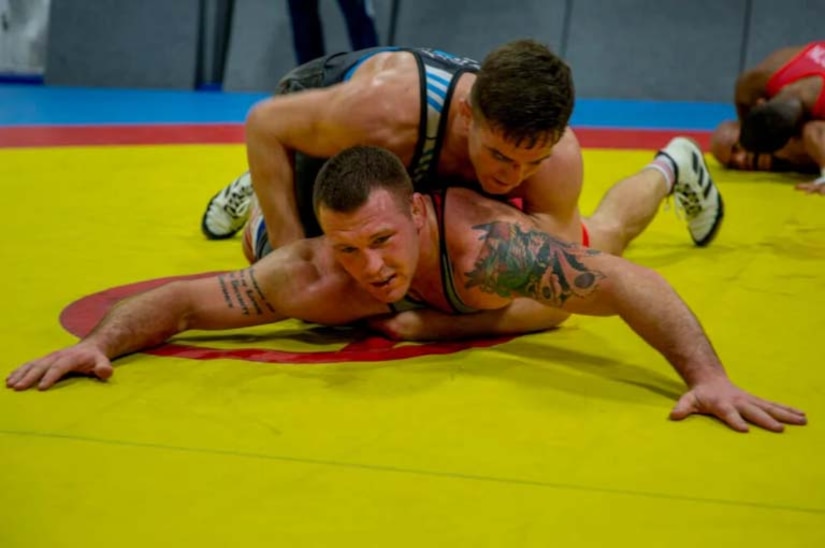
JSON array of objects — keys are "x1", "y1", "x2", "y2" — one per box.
[
  {"x1": 408, "y1": 196, "x2": 451, "y2": 309},
  {"x1": 437, "y1": 74, "x2": 478, "y2": 181}
]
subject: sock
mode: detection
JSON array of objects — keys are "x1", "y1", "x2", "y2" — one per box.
[{"x1": 645, "y1": 155, "x2": 677, "y2": 194}]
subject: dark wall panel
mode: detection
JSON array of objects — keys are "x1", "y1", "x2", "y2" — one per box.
[
  {"x1": 199, "y1": 0, "x2": 234, "y2": 87},
  {"x1": 392, "y1": 0, "x2": 568, "y2": 61},
  {"x1": 565, "y1": 0, "x2": 747, "y2": 101},
  {"x1": 45, "y1": 0, "x2": 200, "y2": 89},
  {"x1": 223, "y1": 0, "x2": 394, "y2": 92},
  {"x1": 41, "y1": 0, "x2": 825, "y2": 99},
  {"x1": 744, "y1": 0, "x2": 825, "y2": 70}
]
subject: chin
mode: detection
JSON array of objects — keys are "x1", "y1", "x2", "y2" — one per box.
[
  {"x1": 481, "y1": 180, "x2": 510, "y2": 195},
  {"x1": 385, "y1": 283, "x2": 411, "y2": 304},
  {"x1": 364, "y1": 283, "x2": 405, "y2": 304}
]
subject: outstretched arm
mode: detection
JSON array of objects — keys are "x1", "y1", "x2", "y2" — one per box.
[
  {"x1": 6, "y1": 269, "x2": 288, "y2": 391},
  {"x1": 462, "y1": 221, "x2": 807, "y2": 433},
  {"x1": 245, "y1": 79, "x2": 386, "y2": 249},
  {"x1": 368, "y1": 299, "x2": 570, "y2": 341},
  {"x1": 795, "y1": 120, "x2": 825, "y2": 194},
  {"x1": 7, "y1": 242, "x2": 385, "y2": 391}
]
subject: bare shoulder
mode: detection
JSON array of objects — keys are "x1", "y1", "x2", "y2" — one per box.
[
  {"x1": 519, "y1": 127, "x2": 583, "y2": 207},
  {"x1": 255, "y1": 239, "x2": 387, "y2": 324},
  {"x1": 444, "y1": 189, "x2": 607, "y2": 310},
  {"x1": 330, "y1": 51, "x2": 422, "y2": 151},
  {"x1": 448, "y1": 187, "x2": 527, "y2": 228}
]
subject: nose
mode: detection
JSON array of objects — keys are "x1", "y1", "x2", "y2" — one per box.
[
  {"x1": 501, "y1": 162, "x2": 525, "y2": 186},
  {"x1": 362, "y1": 249, "x2": 385, "y2": 278}
]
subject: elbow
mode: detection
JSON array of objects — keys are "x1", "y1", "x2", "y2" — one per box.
[
  {"x1": 244, "y1": 99, "x2": 278, "y2": 143},
  {"x1": 160, "y1": 281, "x2": 197, "y2": 333}
]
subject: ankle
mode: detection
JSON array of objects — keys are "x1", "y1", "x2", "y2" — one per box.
[{"x1": 645, "y1": 156, "x2": 677, "y2": 194}]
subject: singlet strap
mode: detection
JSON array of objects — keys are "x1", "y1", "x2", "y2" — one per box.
[{"x1": 431, "y1": 189, "x2": 478, "y2": 314}]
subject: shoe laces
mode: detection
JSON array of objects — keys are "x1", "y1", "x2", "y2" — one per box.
[
  {"x1": 219, "y1": 178, "x2": 253, "y2": 218},
  {"x1": 672, "y1": 183, "x2": 703, "y2": 220}
]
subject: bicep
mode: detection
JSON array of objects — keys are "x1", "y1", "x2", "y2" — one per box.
[
  {"x1": 522, "y1": 130, "x2": 584, "y2": 243},
  {"x1": 462, "y1": 219, "x2": 624, "y2": 315},
  {"x1": 245, "y1": 85, "x2": 375, "y2": 159}
]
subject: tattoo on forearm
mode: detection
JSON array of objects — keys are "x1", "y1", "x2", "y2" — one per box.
[
  {"x1": 218, "y1": 270, "x2": 277, "y2": 316},
  {"x1": 218, "y1": 275, "x2": 234, "y2": 309},
  {"x1": 248, "y1": 268, "x2": 277, "y2": 313},
  {"x1": 464, "y1": 221, "x2": 604, "y2": 306}
]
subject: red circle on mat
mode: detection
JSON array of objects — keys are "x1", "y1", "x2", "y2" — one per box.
[{"x1": 59, "y1": 273, "x2": 512, "y2": 364}]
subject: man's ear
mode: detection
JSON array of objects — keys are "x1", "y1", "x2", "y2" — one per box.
[
  {"x1": 411, "y1": 193, "x2": 426, "y2": 230},
  {"x1": 458, "y1": 97, "x2": 474, "y2": 128}
]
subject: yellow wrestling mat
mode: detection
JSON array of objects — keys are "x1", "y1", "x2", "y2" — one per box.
[{"x1": 1, "y1": 145, "x2": 823, "y2": 546}]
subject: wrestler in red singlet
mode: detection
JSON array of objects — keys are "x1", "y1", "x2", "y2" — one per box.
[{"x1": 766, "y1": 41, "x2": 825, "y2": 119}]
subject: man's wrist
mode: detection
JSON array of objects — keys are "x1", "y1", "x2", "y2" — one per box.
[{"x1": 814, "y1": 167, "x2": 825, "y2": 185}]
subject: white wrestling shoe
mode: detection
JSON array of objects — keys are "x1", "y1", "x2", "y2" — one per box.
[
  {"x1": 201, "y1": 172, "x2": 254, "y2": 239},
  {"x1": 656, "y1": 137, "x2": 724, "y2": 247}
]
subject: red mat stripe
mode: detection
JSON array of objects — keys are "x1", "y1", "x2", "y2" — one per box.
[{"x1": 0, "y1": 124, "x2": 711, "y2": 150}]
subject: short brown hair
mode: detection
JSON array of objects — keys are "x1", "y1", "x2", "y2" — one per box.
[
  {"x1": 313, "y1": 146, "x2": 413, "y2": 216},
  {"x1": 471, "y1": 39, "x2": 574, "y2": 148}
]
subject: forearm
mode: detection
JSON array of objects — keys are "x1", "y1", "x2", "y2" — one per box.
[
  {"x1": 245, "y1": 110, "x2": 305, "y2": 249},
  {"x1": 384, "y1": 300, "x2": 569, "y2": 341},
  {"x1": 532, "y1": 251, "x2": 726, "y2": 385},
  {"x1": 801, "y1": 121, "x2": 825, "y2": 174},
  {"x1": 595, "y1": 263, "x2": 727, "y2": 386},
  {"x1": 83, "y1": 283, "x2": 191, "y2": 359}
]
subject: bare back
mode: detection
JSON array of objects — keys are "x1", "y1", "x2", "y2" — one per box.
[{"x1": 736, "y1": 44, "x2": 824, "y2": 118}]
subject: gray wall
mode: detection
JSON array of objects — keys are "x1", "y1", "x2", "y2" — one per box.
[
  {"x1": 45, "y1": 0, "x2": 201, "y2": 89},
  {"x1": 44, "y1": 0, "x2": 825, "y2": 100}
]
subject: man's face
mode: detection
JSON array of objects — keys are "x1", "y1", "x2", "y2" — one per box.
[
  {"x1": 466, "y1": 114, "x2": 555, "y2": 195},
  {"x1": 318, "y1": 189, "x2": 423, "y2": 304},
  {"x1": 711, "y1": 120, "x2": 771, "y2": 170}
]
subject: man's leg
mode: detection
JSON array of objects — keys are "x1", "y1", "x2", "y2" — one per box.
[
  {"x1": 585, "y1": 138, "x2": 724, "y2": 256},
  {"x1": 241, "y1": 201, "x2": 271, "y2": 264}
]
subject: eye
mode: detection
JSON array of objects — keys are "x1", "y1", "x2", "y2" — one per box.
[
  {"x1": 337, "y1": 246, "x2": 358, "y2": 254},
  {"x1": 372, "y1": 235, "x2": 391, "y2": 247},
  {"x1": 492, "y1": 150, "x2": 508, "y2": 162}
]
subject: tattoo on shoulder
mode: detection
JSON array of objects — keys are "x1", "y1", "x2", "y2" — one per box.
[
  {"x1": 464, "y1": 221, "x2": 604, "y2": 306},
  {"x1": 217, "y1": 269, "x2": 277, "y2": 316}
]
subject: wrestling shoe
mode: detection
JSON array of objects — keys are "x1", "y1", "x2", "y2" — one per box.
[
  {"x1": 201, "y1": 172, "x2": 254, "y2": 239},
  {"x1": 656, "y1": 137, "x2": 724, "y2": 247}
]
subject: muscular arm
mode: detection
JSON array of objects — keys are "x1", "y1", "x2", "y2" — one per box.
[
  {"x1": 83, "y1": 271, "x2": 287, "y2": 360},
  {"x1": 460, "y1": 220, "x2": 806, "y2": 432},
  {"x1": 244, "y1": 80, "x2": 391, "y2": 249},
  {"x1": 520, "y1": 128, "x2": 585, "y2": 244},
  {"x1": 463, "y1": 221, "x2": 721, "y2": 382},
  {"x1": 7, "y1": 242, "x2": 386, "y2": 390},
  {"x1": 5, "y1": 271, "x2": 286, "y2": 391},
  {"x1": 369, "y1": 299, "x2": 570, "y2": 341}
]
